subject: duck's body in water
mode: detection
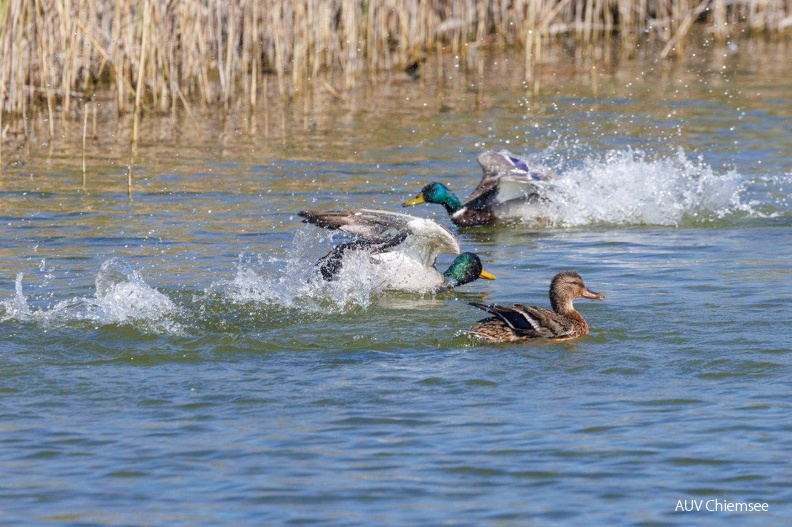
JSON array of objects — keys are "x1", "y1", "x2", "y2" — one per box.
[
  {"x1": 469, "y1": 271, "x2": 603, "y2": 342},
  {"x1": 403, "y1": 150, "x2": 554, "y2": 227},
  {"x1": 299, "y1": 209, "x2": 495, "y2": 293}
]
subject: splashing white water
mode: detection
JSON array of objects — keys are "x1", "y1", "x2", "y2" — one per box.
[
  {"x1": 2, "y1": 273, "x2": 31, "y2": 319},
  {"x1": 218, "y1": 227, "x2": 383, "y2": 312},
  {"x1": 1, "y1": 258, "x2": 181, "y2": 333},
  {"x1": 537, "y1": 148, "x2": 751, "y2": 227},
  {"x1": 92, "y1": 258, "x2": 180, "y2": 327}
]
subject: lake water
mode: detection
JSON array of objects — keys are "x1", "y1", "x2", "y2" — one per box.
[{"x1": 1, "y1": 40, "x2": 791, "y2": 525}]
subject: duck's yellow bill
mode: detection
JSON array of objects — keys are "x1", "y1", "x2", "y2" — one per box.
[
  {"x1": 403, "y1": 194, "x2": 425, "y2": 206},
  {"x1": 479, "y1": 269, "x2": 496, "y2": 280}
]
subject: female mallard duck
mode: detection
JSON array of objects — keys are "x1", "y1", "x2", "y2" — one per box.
[
  {"x1": 298, "y1": 209, "x2": 495, "y2": 292},
  {"x1": 403, "y1": 150, "x2": 554, "y2": 226},
  {"x1": 468, "y1": 271, "x2": 603, "y2": 342}
]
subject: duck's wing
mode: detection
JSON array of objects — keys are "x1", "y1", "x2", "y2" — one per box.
[
  {"x1": 299, "y1": 208, "x2": 459, "y2": 266},
  {"x1": 463, "y1": 150, "x2": 554, "y2": 210},
  {"x1": 300, "y1": 209, "x2": 405, "y2": 242},
  {"x1": 512, "y1": 304, "x2": 575, "y2": 338},
  {"x1": 469, "y1": 302, "x2": 571, "y2": 338},
  {"x1": 476, "y1": 150, "x2": 554, "y2": 181}
]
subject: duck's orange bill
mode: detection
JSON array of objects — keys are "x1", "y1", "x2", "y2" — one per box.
[
  {"x1": 479, "y1": 269, "x2": 496, "y2": 280},
  {"x1": 403, "y1": 194, "x2": 425, "y2": 206},
  {"x1": 582, "y1": 289, "x2": 603, "y2": 299}
]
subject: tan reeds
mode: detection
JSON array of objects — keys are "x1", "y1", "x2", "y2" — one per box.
[
  {"x1": 131, "y1": 0, "x2": 150, "y2": 146},
  {"x1": 127, "y1": 158, "x2": 133, "y2": 198},
  {"x1": 0, "y1": 88, "x2": 3, "y2": 176},
  {"x1": 81, "y1": 102, "x2": 87, "y2": 188},
  {"x1": 660, "y1": 0, "x2": 714, "y2": 59},
  {"x1": 0, "y1": 0, "x2": 790, "y2": 120}
]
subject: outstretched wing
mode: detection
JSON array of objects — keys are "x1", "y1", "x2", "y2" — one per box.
[
  {"x1": 463, "y1": 150, "x2": 554, "y2": 209},
  {"x1": 299, "y1": 209, "x2": 408, "y2": 241},
  {"x1": 476, "y1": 150, "x2": 554, "y2": 180},
  {"x1": 299, "y1": 208, "x2": 459, "y2": 266}
]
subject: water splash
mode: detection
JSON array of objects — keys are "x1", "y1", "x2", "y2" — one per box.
[
  {"x1": 92, "y1": 258, "x2": 180, "y2": 329},
  {"x1": 1, "y1": 258, "x2": 181, "y2": 333},
  {"x1": 217, "y1": 227, "x2": 382, "y2": 313},
  {"x1": 536, "y1": 147, "x2": 757, "y2": 227},
  {"x1": 1, "y1": 273, "x2": 32, "y2": 319}
]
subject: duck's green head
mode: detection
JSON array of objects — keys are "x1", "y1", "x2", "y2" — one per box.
[
  {"x1": 443, "y1": 252, "x2": 496, "y2": 287},
  {"x1": 403, "y1": 182, "x2": 463, "y2": 215}
]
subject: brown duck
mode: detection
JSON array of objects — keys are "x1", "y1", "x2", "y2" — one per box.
[{"x1": 469, "y1": 271, "x2": 603, "y2": 342}]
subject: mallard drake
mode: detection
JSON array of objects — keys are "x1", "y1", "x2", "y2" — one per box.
[
  {"x1": 298, "y1": 209, "x2": 495, "y2": 292},
  {"x1": 468, "y1": 271, "x2": 602, "y2": 342},
  {"x1": 403, "y1": 150, "x2": 554, "y2": 227}
]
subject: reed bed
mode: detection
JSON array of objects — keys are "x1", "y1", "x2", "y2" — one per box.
[{"x1": 1, "y1": 0, "x2": 791, "y2": 118}]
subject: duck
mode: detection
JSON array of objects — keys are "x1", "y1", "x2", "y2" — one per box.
[
  {"x1": 298, "y1": 209, "x2": 495, "y2": 293},
  {"x1": 402, "y1": 150, "x2": 554, "y2": 227},
  {"x1": 468, "y1": 271, "x2": 603, "y2": 342}
]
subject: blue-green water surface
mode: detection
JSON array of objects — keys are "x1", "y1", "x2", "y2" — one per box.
[{"x1": 1, "y1": 42, "x2": 791, "y2": 525}]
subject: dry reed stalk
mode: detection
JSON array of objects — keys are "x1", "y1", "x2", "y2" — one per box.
[
  {"x1": 250, "y1": 0, "x2": 258, "y2": 112},
  {"x1": 524, "y1": 8, "x2": 536, "y2": 84},
  {"x1": 364, "y1": 0, "x2": 376, "y2": 80},
  {"x1": 132, "y1": 0, "x2": 150, "y2": 145},
  {"x1": 82, "y1": 102, "x2": 87, "y2": 188},
  {"x1": 21, "y1": 94, "x2": 28, "y2": 157},
  {"x1": 660, "y1": 0, "x2": 712, "y2": 59},
  {"x1": 271, "y1": 3, "x2": 287, "y2": 98},
  {"x1": 174, "y1": 84, "x2": 197, "y2": 129},
  {"x1": 111, "y1": 1, "x2": 124, "y2": 113},
  {"x1": 711, "y1": 0, "x2": 727, "y2": 39},
  {"x1": 225, "y1": 1, "x2": 236, "y2": 109},
  {"x1": 127, "y1": 156, "x2": 133, "y2": 198},
  {"x1": 292, "y1": 0, "x2": 305, "y2": 95},
  {"x1": 263, "y1": 75, "x2": 269, "y2": 139},
  {"x1": 342, "y1": 0, "x2": 358, "y2": 91},
  {"x1": 476, "y1": 52, "x2": 484, "y2": 109},
  {"x1": 322, "y1": 80, "x2": 342, "y2": 99},
  {"x1": 62, "y1": 0, "x2": 79, "y2": 122},
  {"x1": 33, "y1": 0, "x2": 55, "y2": 140},
  {"x1": 0, "y1": 89, "x2": 3, "y2": 175}
]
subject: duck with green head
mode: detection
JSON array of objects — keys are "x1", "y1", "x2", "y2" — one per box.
[
  {"x1": 403, "y1": 150, "x2": 554, "y2": 227},
  {"x1": 441, "y1": 251, "x2": 495, "y2": 289},
  {"x1": 299, "y1": 208, "x2": 495, "y2": 293}
]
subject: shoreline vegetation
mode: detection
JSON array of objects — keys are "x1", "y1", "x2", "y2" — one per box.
[
  {"x1": 2, "y1": 0, "x2": 791, "y2": 118},
  {"x1": 0, "y1": 1, "x2": 790, "y2": 192}
]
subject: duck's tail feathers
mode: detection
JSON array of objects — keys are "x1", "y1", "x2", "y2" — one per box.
[{"x1": 469, "y1": 302, "x2": 521, "y2": 331}]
